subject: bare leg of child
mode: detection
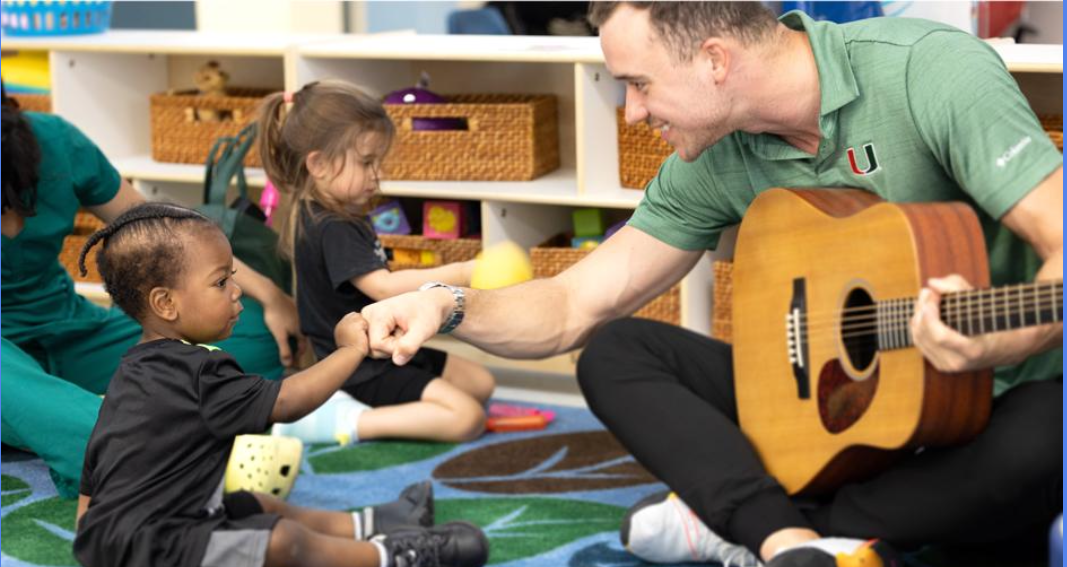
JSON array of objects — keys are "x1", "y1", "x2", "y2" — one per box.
[
  {"x1": 358, "y1": 379, "x2": 487, "y2": 442},
  {"x1": 264, "y1": 517, "x2": 490, "y2": 567},
  {"x1": 439, "y1": 355, "x2": 495, "y2": 404},
  {"x1": 265, "y1": 520, "x2": 380, "y2": 567}
]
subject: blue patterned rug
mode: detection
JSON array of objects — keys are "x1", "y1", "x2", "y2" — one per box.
[{"x1": 0, "y1": 400, "x2": 1046, "y2": 567}]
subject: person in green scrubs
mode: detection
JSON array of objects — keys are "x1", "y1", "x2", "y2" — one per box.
[{"x1": 1, "y1": 87, "x2": 305, "y2": 499}]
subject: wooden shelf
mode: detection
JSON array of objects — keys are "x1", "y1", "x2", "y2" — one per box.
[{"x1": 113, "y1": 155, "x2": 267, "y2": 187}]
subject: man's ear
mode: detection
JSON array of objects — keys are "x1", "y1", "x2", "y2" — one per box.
[
  {"x1": 148, "y1": 287, "x2": 179, "y2": 322},
  {"x1": 699, "y1": 37, "x2": 730, "y2": 84}
]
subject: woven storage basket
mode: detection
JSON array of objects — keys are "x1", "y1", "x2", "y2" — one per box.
[
  {"x1": 59, "y1": 210, "x2": 105, "y2": 283},
  {"x1": 1041, "y1": 115, "x2": 1063, "y2": 151},
  {"x1": 711, "y1": 260, "x2": 733, "y2": 343},
  {"x1": 11, "y1": 93, "x2": 52, "y2": 113},
  {"x1": 379, "y1": 234, "x2": 482, "y2": 271},
  {"x1": 616, "y1": 107, "x2": 673, "y2": 190},
  {"x1": 530, "y1": 234, "x2": 681, "y2": 326},
  {"x1": 382, "y1": 94, "x2": 559, "y2": 181},
  {"x1": 150, "y1": 88, "x2": 271, "y2": 167}
]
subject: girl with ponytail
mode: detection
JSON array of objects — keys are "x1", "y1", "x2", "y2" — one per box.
[{"x1": 257, "y1": 80, "x2": 495, "y2": 445}]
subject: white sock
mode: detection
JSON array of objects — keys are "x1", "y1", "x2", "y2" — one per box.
[
  {"x1": 773, "y1": 537, "x2": 868, "y2": 559},
  {"x1": 373, "y1": 540, "x2": 389, "y2": 567},
  {"x1": 271, "y1": 391, "x2": 368, "y2": 445},
  {"x1": 352, "y1": 511, "x2": 363, "y2": 540},
  {"x1": 345, "y1": 405, "x2": 366, "y2": 444}
]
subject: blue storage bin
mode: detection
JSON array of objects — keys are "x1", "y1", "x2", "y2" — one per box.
[{"x1": 1, "y1": 1, "x2": 112, "y2": 37}]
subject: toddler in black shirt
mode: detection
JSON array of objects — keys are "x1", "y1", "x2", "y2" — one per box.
[{"x1": 72, "y1": 203, "x2": 488, "y2": 567}]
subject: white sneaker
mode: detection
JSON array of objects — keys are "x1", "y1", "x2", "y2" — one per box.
[{"x1": 622, "y1": 490, "x2": 762, "y2": 566}]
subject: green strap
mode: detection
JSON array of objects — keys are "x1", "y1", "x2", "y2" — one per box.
[{"x1": 203, "y1": 123, "x2": 257, "y2": 206}]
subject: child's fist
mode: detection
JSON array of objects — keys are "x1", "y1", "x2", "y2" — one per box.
[{"x1": 335, "y1": 312, "x2": 369, "y2": 356}]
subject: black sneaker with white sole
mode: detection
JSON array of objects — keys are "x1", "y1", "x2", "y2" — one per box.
[{"x1": 378, "y1": 521, "x2": 490, "y2": 567}]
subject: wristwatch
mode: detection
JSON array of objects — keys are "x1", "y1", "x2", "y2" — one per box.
[{"x1": 418, "y1": 281, "x2": 465, "y2": 334}]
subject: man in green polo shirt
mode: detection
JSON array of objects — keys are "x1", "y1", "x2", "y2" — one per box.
[{"x1": 359, "y1": 3, "x2": 1062, "y2": 566}]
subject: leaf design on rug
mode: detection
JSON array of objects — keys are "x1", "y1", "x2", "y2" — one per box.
[
  {"x1": 2, "y1": 474, "x2": 32, "y2": 508},
  {"x1": 434, "y1": 431, "x2": 657, "y2": 493},
  {"x1": 568, "y1": 541, "x2": 648, "y2": 567},
  {"x1": 306, "y1": 440, "x2": 456, "y2": 474},
  {"x1": 0, "y1": 497, "x2": 78, "y2": 566},
  {"x1": 436, "y1": 497, "x2": 625, "y2": 565}
]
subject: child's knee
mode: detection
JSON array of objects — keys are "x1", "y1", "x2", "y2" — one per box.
[
  {"x1": 266, "y1": 520, "x2": 310, "y2": 567},
  {"x1": 470, "y1": 366, "x2": 496, "y2": 402},
  {"x1": 449, "y1": 400, "x2": 487, "y2": 442}
]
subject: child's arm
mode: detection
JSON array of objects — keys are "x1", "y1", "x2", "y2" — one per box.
[
  {"x1": 76, "y1": 494, "x2": 91, "y2": 527},
  {"x1": 271, "y1": 313, "x2": 369, "y2": 423},
  {"x1": 353, "y1": 261, "x2": 474, "y2": 301}
]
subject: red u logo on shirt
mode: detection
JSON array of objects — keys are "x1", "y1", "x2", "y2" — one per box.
[{"x1": 847, "y1": 143, "x2": 880, "y2": 176}]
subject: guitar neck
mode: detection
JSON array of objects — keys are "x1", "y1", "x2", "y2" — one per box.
[{"x1": 875, "y1": 280, "x2": 1063, "y2": 351}]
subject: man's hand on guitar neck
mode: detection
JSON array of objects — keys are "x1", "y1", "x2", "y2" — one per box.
[{"x1": 910, "y1": 274, "x2": 1063, "y2": 373}]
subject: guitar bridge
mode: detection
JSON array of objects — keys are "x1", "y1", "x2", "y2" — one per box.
[{"x1": 786, "y1": 278, "x2": 811, "y2": 399}]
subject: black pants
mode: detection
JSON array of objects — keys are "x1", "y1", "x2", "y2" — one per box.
[{"x1": 578, "y1": 318, "x2": 1062, "y2": 554}]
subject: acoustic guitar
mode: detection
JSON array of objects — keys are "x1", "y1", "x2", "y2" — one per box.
[{"x1": 732, "y1": 188, "x2": 1062, "y2": 495}]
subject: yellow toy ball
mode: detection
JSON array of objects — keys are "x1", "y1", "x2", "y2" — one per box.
[{"x1": 471, "y1": 241, "x2": 534, "y2": 290}]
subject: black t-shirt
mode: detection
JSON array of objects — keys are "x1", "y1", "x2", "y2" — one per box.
[
  {"x1": 295, "y1": 203, "x2": 388, "y2": 361},
  {"x1": 74, "y1": 339, "x2": 281, "y2": 567}
]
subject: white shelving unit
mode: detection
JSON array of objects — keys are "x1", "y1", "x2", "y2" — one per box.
[{"x1": 8, "y1": 31, "x2": 1063, "y2": 376}]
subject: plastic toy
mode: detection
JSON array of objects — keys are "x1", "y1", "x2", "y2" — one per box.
[
  {"x1": 471, "y1": 241, "x2": 533, "y2": 290},
  {"x1": 259, "y1": 180, "x2": 280, "y2": 227},
  {"x1": 383, "y1": 72, "x2": 466, "y2": 131},
  {"x1": 224, "y1": 434, "x2": 302, "y2": 499},
  {"x1": 489, "y1": 403, "x2": 556, "y2": 422},
  {"x1": 485, "y1": 403, "x2": 557, "y2": 432},
  {"x1": 572, "y1": 236, "x2": 603, "y2": 249},
  {"x1": 371, "y1": 199, "x2": 412, "y2": 235},
  {"x1": 487, "y1": 414, "x2": 548, "y2": 432},
  {"x1": 572, "y1": 208, "x2": 605, "y2": 238},
  {"x1": 423, "y1": 200, "x2": 466, "y2": 239}
]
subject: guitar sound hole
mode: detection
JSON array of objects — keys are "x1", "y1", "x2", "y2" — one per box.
[{"x1": 842, "y1": 287, "x2": 877, "y2": 373}]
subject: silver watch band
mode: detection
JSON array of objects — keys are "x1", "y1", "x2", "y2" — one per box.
[{"x1": 418, "y1": 281, "x2": 465, "y2": 334}]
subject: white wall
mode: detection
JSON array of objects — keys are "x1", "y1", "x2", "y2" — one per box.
[{"x1": 196, "y1": 0, "x2": 344, "y2": 33}]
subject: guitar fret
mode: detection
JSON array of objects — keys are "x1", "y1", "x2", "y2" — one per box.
[
  {"x1": 985, "y1": 288, "x2": 994, "y2": 333},
  {"x1": 1017, "y1": 283, "x2": 1025, "y2": 330},
  {"x1": 1055, "y1": 283, "x2": 1061, "y2": 323},
  {"x1": 896, "y1": 299, "x2": 905, "y2": 348},
  {"x1": 1035, "y1": 283, "x2": 1043, "y2": 325},
  {"x1": 954, "y1": 291, "x2": 961, "y2": 334}
]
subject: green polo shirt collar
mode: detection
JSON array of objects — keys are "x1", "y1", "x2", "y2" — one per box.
[{"x1": 740, "y1": 11, "x2": 860, "y2": 162}]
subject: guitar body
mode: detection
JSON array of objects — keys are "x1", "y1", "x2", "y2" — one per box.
[{"x1": 733, "y1": 188, "x2": 993, "y2": 495}]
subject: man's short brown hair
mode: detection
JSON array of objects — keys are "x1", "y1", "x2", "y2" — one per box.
[{"x1": 588, "y1": 2, "x2": 779, "y2": 61}]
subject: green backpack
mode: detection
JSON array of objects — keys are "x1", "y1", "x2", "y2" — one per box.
[{"x1": 199, "y1": 123, "x2": 292, "y2": 294}]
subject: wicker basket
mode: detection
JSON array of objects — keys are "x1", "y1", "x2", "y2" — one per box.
[
  {"x1": 529, "y1": 234, "x2": 681, "y2": 326},
  {"x1": 382, "y1": 94, "x2": 559, "y2": 181},
  {"x1": 150, "y1": 88, "x2": 271, "y2": 167},
  {"x1": 11, "y1": 93, "x2": 52, "y2": 113},
  {"x1": 712, "y1": 260, "x2": 733, "y2": 343},
  {"x1": 379, "y1": 234, "x2": 482, "y2": 271},
  {"x1": 616, "y1": 107, "x2": 673, "y2": 190},
  {"x1": 1041, "y1": 115, "x2": 1063, "y2": 151},
  {"x1": 59, "y1": 210, "x2": 105, "y2": 283}
]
